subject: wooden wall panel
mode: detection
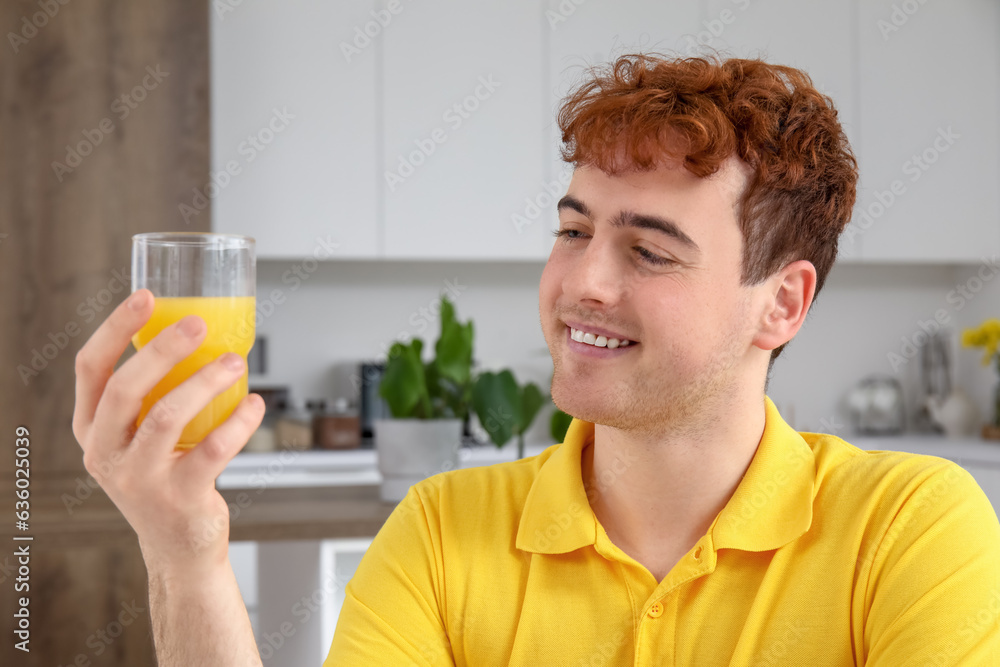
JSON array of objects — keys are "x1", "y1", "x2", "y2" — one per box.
[{"x1": 1, "y1": 0, "x2": 210, "y2": 664}]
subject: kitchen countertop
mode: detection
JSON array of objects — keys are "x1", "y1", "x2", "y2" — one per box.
[
  {"x1": 842, "y1": 433, "x2": 1000, "y2": 467},
  {"x1": 217, "y1": 432, "x2": 1000, "y2": 489},
  {"x1": 218, "y1": 440, "x2": 555, "y2": 488}
]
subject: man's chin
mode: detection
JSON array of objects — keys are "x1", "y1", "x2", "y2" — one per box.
[{"x1": 551, "y1": 392, "x2": 623, "y2": 429}]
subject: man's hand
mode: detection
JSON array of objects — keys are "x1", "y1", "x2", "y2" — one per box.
[
  {"x1": 72, "y1": 287, "x2": 264, "y2": 573},
  {"x1": 72, "y1": 288, "x2": 266, "y2": 666}
]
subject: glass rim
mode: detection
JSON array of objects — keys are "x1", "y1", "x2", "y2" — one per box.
[{"x1": 132, "y1": 232, "x2": 255, "y2": 247}]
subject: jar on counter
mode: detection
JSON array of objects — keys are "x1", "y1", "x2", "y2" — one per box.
[
  {"x1": 275, "y1": 399, "x2": 313, "y2": 450},
  {"x1": 244, "y1": 409, "x2": 277, "y2": 453},
  {"x1": 313, "y1": 398, "x2": 361, "y2": 450}
]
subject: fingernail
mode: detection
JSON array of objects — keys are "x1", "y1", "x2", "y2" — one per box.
[
  {"x1": 128, "y1": 291, "x2": 148, "y2": 311},
  {"x1": 178, "y1": 316, "x2": 205, "y2": 338},
  {"x1": 221, "y1": 353, "x2": 244, "y2": 371}
]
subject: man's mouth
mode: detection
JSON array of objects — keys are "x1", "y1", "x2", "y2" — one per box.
[{"x1": 564, "y1": 322, "x2": 639, "y2": 350}]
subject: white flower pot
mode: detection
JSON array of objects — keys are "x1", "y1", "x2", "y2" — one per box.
[{"x1": 373, "y1": 418, "x2": 463, "y2": 502}]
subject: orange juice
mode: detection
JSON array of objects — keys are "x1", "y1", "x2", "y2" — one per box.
[{"x1": 131, "y1": 296, "x2": 256, "y2": 449}]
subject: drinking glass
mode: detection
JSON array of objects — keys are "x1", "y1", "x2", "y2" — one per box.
[{"x1": 131, "y1": 233, "x2": 256, "y2": 450}]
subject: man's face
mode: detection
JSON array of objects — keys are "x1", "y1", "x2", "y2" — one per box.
[{"x1": 539, "y1": 158, "x2": 761, "y2": 436}]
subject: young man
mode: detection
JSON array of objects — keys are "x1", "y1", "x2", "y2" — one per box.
[{"x1": 73, "y1": 54, "x2": 1000, "y2": 666}]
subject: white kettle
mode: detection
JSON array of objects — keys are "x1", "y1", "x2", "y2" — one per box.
[{"x1": 925, "y1": 388, "x2": 980, "y2": 439}]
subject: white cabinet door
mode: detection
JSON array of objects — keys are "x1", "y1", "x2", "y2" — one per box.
[
  {"x1": 256, "y1": 538, "x2": 373, "y2": 666},
  {"x1": 856, "y1": 0, "x2": 1000, "y2": 262},
  {"x1": 381, "y1": 0, "x2": 549, "y2": 260},
  {"x1": 211, "y1": 1, "x2": 379, "y2": 259},
  {"x1": 545, "y1": 0, "x2": 702, "y2": 255},
  {"x1": 700, "y1": 0, "x2": 860, "y2": 262}
]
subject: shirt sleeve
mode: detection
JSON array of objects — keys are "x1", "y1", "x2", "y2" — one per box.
[
  {"x1": 323, "y1": 481, "x2": 455, "y2": 667},
  {"x1": 864, "y1": 460, "x2": 1000, "y2": 665}
]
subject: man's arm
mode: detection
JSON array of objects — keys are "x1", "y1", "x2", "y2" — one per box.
[
  {"x1": 148, "y1": 561, "x2": 261, "y2": 665},
  {"x1": 864, "y1": 461, "x2": 1000, "y2": 664}
]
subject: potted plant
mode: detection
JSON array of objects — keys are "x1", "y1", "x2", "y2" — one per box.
[
  {"x1": 375, "y1": 295, "x2": 474, "y2": 501},
  {"x1": 375, "y1": 295, "x2": 561, "y2": 500}
]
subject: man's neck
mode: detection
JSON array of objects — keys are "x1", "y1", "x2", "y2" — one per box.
[{"x1": 581, "y1": 393, "x2": 767, "y2": 580}]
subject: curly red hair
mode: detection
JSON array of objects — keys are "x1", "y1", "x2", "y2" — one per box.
[{"x1": 557, "y1": 53, "x2": 858, "y2": 364}]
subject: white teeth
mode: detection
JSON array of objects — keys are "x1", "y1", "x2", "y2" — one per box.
[{"x1": 569, "y1": 326, "x2": 632, "y2": 349}]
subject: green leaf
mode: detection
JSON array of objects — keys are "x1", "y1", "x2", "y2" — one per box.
[
  {"x1": 472, "y1": 370, "x2": 522, "y2": 448},
  {"x1": 379, "y1": 340, "x2": 430, "y2": 418},
  {"x1": 550, "y1": 408, "x2": 574, "y2": 442},
  {"x1": 435, "y1": 298, "x2": 474, "y2": 387},
  {"x1": 425, "y1": 361, "x2": 464, "y2": 420},
  {"x1": 518, "y1": 382, "x2": 546, "y2": 435}
]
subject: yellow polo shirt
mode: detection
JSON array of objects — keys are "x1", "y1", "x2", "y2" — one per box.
[{"x1": 325, "y1": 396, "x2": 1000, "y2": 665}]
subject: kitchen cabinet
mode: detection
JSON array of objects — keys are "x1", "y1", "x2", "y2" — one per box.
[
  {"x1": 544, "y1": 0, "x2": 702, "y2": 255},
  {"x1": 209, "y1": 1, "x2": 1000, "y2": 264},
  {"x1": 251, "y1": 538, "x2": 372, "y2": 666},
  {"x1": 211, "y1": 0, "x2": 380, "y2": 259},
  {"x1": 381, "y1": 0, "x2": 550, "y2": 260},
  {"x1": 230, "y1": 538, "x2": 373, "y2": 666},
  {"x1": 855, "y1": 0, "x2": 1000, "y2": 262}
]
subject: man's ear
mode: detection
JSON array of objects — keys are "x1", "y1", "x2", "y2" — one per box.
[{"x1": 752, "y1": 260, "x2": 817, "y2": 352}]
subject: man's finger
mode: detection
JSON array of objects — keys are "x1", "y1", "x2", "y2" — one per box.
[
  {"x1": 91, "y1": 313, "x2": 209, "y2": 457},
  {"x1": 73, "y1": 289, "x2": 154, "y2": 443},
  {"x1": 175, "y1": 392, "x2": 265, "y2": 493}
]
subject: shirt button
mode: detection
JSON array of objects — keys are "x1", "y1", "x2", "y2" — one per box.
[
  {"x1": 693, "y1": 546, "x2": 703, "y2": 561},
  {"x1": 648, "y1": 602, "x2": 664, "y2": 618}
]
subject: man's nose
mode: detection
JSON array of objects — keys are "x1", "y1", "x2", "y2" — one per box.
[{"x1": 563, "y1": 238, "x2": 630, "y2": 305}]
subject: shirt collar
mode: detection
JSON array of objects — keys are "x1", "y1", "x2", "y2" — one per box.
[
  {"x1": 515, "y1": 396, "x2": 816, "y2": 556},
  {"x1": 515, "y1": 416, "x2": 598, "y2": 554}
]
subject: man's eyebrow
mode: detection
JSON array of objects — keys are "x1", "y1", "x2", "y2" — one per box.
[
  {"x1": 557, "y1": 195, "x2": 594, "y2": 219},
  {"x1": 557, "y1": 195, "x2": 701, "y2": 254}
]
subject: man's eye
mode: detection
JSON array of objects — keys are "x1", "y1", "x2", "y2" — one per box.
[
  {"x1": 635, "y1": 247, "x2": 673, "y2": 266},
  {"x1": 552, "y1": 229, "x2": 673, "y2": 266},
  {"x1": 552, "y1": 229, "x2": 586, "y2": 240}
]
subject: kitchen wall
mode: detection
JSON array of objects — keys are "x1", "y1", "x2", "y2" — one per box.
[{"x1": 248, "y1": 255, "x2": 1000, "y2": 446}]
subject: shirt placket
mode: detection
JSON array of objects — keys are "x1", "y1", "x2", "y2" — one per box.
[{"x1": 633, "y1": 540, "x2": 716, "y2": 667}]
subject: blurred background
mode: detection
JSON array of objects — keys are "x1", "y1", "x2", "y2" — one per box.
[{"x1": 2, "y1": 0, "x2": 999, "y2": 664}]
